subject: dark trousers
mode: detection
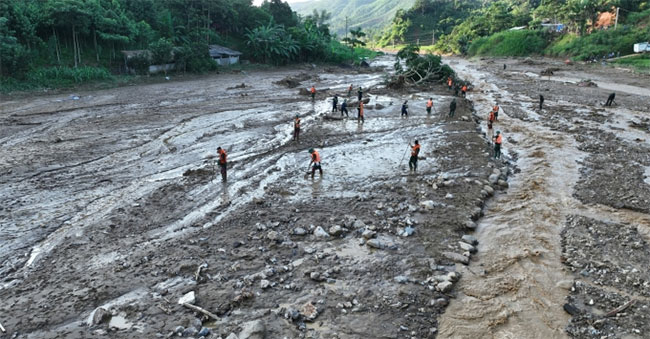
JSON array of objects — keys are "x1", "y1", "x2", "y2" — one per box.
[
  {"x1": 426, "y1": 107, "x2": 431, "y2": 114},
  {"x1": 332, "y1": 104, "x2": 337, "y2": 112},
  {"x1": 449, "y1": 108, "x2": 455, "y2": 117},
  {"x1": 311, "y1": 164, "x2": 322, "y2": 177},
  {"x1": 494, "y1": 143, "x2": 501, "y2": 159},
  {"x1": 219, "y1": 163, "x2": 227, "y2": 181},
  {"x1": 409, "y1": 156, "x2": 418, "y2": 171},
  {"x1": 294, "y1": 128, "x2": 300, "y2": 141},
  {"x1": 401, "y1": 110, "x2": 408, "y2": 117},
  {"x1": 341, "y1": 107, "x2": 348, "y2": 117}
]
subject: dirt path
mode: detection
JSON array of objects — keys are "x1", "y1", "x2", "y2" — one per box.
[{"x1": 439, "y1": 58, "x2": 650, "y2": 338}]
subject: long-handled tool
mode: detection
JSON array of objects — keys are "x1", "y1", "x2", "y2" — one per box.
[{"x1": 398, "y1": 144, "x2": 410, "y2": 169}]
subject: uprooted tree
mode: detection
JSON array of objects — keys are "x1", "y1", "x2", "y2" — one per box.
[{"x1": 390, "y1": 44, "x2": 455, "y2": 87}]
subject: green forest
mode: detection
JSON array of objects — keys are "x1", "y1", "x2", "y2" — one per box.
[
  {"x1": 379, "y1": 0, "x2": 649, "y2": 61},
  {"x1": 0, "y1": 0, "x2": 377, "y2": 91}
]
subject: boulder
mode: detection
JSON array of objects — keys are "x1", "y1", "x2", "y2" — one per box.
[
  {"x1": 178, "y1": 291, "x2": 196, "y2": 305},
  {"x1": 313, "y1": 226, "x2": 330, "y2": 238},
  {"x1": 239, "y1": 320, "x2": 266, "y2": 339},
  {"x1": 442, "y1": 251, "x2": 469, "y2": 265}
]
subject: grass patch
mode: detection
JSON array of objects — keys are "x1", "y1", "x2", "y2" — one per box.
[
  {"x1": 1, "y1": 66, "x2": 113, "y2": 93},
  {"x1": 545, "y1": 26, "x2": 650, "y2": 60},
  {"x1": 328, "y1": 40, "x2": 383, "y2": 64},
  {"x1": 611, "y1": 54, "x2": 650, "y2": 69},
  {"x1": 467, "y1": 30, "x2": 547, "y2": 57}
]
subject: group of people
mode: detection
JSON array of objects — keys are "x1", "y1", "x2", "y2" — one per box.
[
  {"x1": 447, "y1": 76, "x2": 468, "y2": 98},
  {"x1": 486, "y1": 103, "x2": 503, "y2": 159}
]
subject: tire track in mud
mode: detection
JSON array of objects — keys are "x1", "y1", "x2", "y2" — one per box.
[{"x1": 439, "y1": 59, "x2": 650, "y2": 338}]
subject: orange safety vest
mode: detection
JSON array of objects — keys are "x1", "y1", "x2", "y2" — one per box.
[
  {"x1": 312, "y1": 150, "x2": 321, "y2": 163},
  {"x1": 495, "y1": 134, "x2": 502, "y2": 144},
  {"x1": 294, "y1": 118, "x2": 300, "y2": 129},
  {"x1": 493, "y1": 105, "x2": 499, "y2": 112},
  {"x1": 462, "y1": 85, "x2": 467, "y2": 92},
  {"x1": 359, "y1": 102, "x2": 364, "y2": 115},
  {"x1": 310, "y1": 87, "x2": 316, "y2": 94},
  {"x1": 218, "y1": 149, "x2": 227, "y2": 164},
  {"x1": 426, "y1": 100, "x2": 433, "y2": 108},
  {"x1": 488, "y1": 111, "x2": 495, "y2": 122},
  {"x1": 447, "y1": 78, "x2": 452, "y2": 86},
  {"x1": 411, "y1": 144, "x2": 420, "y2": 157}
]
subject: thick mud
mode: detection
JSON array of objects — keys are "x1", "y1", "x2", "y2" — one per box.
[
  {"x1": 438, "y1": 58, "x2": 650, "y2": 338},
  {"x1": 1, "y1": 57, "x2": 505, "y2": 338}
]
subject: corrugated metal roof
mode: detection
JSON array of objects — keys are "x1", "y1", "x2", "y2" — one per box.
[{"x1": 209, "y1": 45, "x2": 242, "y2": 57}]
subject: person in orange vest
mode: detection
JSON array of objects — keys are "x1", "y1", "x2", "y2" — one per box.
[
  {"x1": 487, "y1": 109, "x2": 495, "y2": 140},
  {"x1": 447, "y1": 76, "x2": 453, "y2": 90},
  {"x1": 426, "y1": 98, "x2": 433, "y2": 115},
  {"x1": 310, "y1": 86, "x2": 316, "y2": 101},
  {"x1": 492, "y1": 103, "x2": 500, "y2": 121},
  {"x1": 358, "y1": 101, "x2": 365, "y2": 123},
  {"x1": 409, "y1": 140, "x2": 421, "y2": 172},
  {"x1": 461, "y1": 84, "x2": 467, "y2": 98},
  {"x1": 493, "y1": 131, "x2": 503, "y2": 159},
  {"x1": 308, "y1": 148, "x2": 322, "y2": 178},
  {"x1": 217, "y1": 146, "x2": 227, "y2": 182},
  {"x1": 294, "y1": 115, "x2": 301, "y2": 142},
  {"x1": 348, "y1": 84, "x2": 353, "y2": 97}
]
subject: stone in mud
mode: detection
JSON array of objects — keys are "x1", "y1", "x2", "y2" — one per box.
[
  {"x1": 366, "y1": 236, "x2": 396, "y2": 250},
  {"x1": 178, "y1": 291, "x2": 196, "y2": 305},
  {"x1": 310, "y1": 272, "x2": 325, "y2": 282},
  {"x1": 91, "y1": 307, "x2": 111, "y2": 325},
  {"x1": 394, "y1": 275, "x2": 409, "y2": 283},
  {"x1": 182, "y1": 327, "x2": 199, "y2": 337},
  {"x1": 375, "y1": 103, "x2": 385, "y2": 109},
  {"x1": 446, "y1": 271, "x2": 461, "y2": 282},
  {"x1": 498, "y1": 179, "x2": 509, "y2": 188},
  {"x1": 419, "y1": 200, "x2": 435, "y2": 210},
  {"x1": 432, "y1": 298, "x2": 448, "y2": 307},
  {"x1": 437, "y1": 280, "x2": 454, "y2": 292},
  {"x1": 442, "y1": 251, "x2": 469, "y2": 265},
  {"x1": 300, "y1": 301, "x2": 319, "y2": 322},
  {"x1": 293, "y1": 227, "x2": 307, "y2": 235},
  {"x1": 174, "y1": 326, "x2": 185, "y2": 334},
  {"x1": 260, "y1": 279, "x2": 271, "y2": 289},
  {"x1": 556, "y1": 280, "x2": 573, "y2": 290},
  {"x1": 362, "y1": 229, "x2": 376, "y2": 239},
  {"x1": 328, "y1": 225, "x2": 344, "y2": 236},
  {"x1": 459, "y1": 241, "x2": 477, "y2": 253},
  {"x1": 483, "y1": 185, "x2": 494, "y2": 196},
  {"x1": 461, "y1": 234, "x2": 479, "y2": 246},
  {"x1": 266, "y1": 230, "x2": 280, "y2": 242},
  {"x1": 489, "y1": 174, "x2": 499, "y2": 184},
  {"x1": 198, "y1": 327, "x2": 210, "y2": 337},
  {"x1": 226, "y1": 333, "x2": 240, "y2": 339},
  {"x1": 563, "y1": 303, "x2": 580, "y2": 316},
  {"x1": 313, "y1": 226, "x2": 330, "y2": 238},
  {"x1": 464, "y1": 220, "x2": 477, "y2": 230},
  {"x1": 470, "y1": 207, "x2": 483, "y2": 220},
  {"x1": 353, "y1": 219, "x2": 366, "y2": 229},
  {"x1": 238, "y1": 319, "x2": 266, "y2": 339}
]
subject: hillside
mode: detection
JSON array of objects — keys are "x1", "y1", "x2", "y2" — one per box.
[{"x1": 291, "y1": 0, "x2": 415, "y2": 36}]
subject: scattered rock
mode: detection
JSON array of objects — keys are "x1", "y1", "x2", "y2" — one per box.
[
  {"x1": 461, "y1": 235, "x2": 479, "y2": 246},
  {"x1": 91, "y1": 307, "x2": 111, "y2": 326},
  {"x1": 483, "y1": 185, "x2": 494, "y2": 196},
  {"x1": 293, "y1": 227, "x2": 307, "y2": 235},
  {"x1": 300, "y1": 301, "x2": 319, "y2": 322},
  {"x1": 178, "y1": 291, "x2": 196, "y2": 305},
  {"x1": 556, "y1": 280, "x2": 573, "y2": 290},
  {"x1": 266, "y1": 230, "x2": 280, "y2": 242},
  {"x1": 442, "y1": 251, "x2": 469, "y2": 265},
  {"x1": 260, "y1": 279, "x2": 271, "y2": 289},
  {"x1": 464, "y1": 220, "x2": 477, "y2": 230},
  {"x1": 489, "y1": 174, "x2": 499, "y2": 184},
  {"x1": 394, "y1": 275, "x2": 409, "y2": 283},
  {"x1": 353, "y1": 219, "x2": 366, "y2": 229},
  {"x1": 563, "y1": 303, "x2": 580, "y2": 315},
  {"x1": 366, "y1": 236, "x2": 396, "y2": 250},
  {"x1": 238, "y1": 319, "x2": 266, "y2": 339},
  {"x1": 313, "y1": 226, "x2": 330, "y2": 238},
  {"x1": 198, "y1": 327, "x2": 210, "y2": 337},
  {"x1": 437, "y1": 281, "x2": 454, "y2": 293},
  {"x1": 497, "y1": 179, "x2": 509, "y2": 188},
  {"x1": 361, "y1": 229, "x2": 376, "y2": 239},
  {"x1": 174, "y1": 326, "x2": 185, "y2": 335},
  {"x1": 419, "y1": 200, "x2": 435, "y2": 210},
  {"x1": 459, "y1": 241, "x2": 477, "y2": 253},
  {"x1": 328, "y1": 225, "x2": 344, "y2": 236},
  {"x1": 226, "y1": 333, "x2": 240, "y2": 339}
]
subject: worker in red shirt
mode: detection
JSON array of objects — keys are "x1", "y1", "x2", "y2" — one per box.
[
  {"x1": 217, "y1": 147, "x2": 227, "y2": 182},
  {"x1": 461, "y1": 84, "x2": 467, "y2": 98},
  {"x1": 426, "y1": 98, "x2": 433, "y2": 115},
  {"x1": 409, "y1": 140, "x2": 421, "y2": 172},
  {"x1": 308, "y1": 148, "x2": 323, "y2": 178},
  {"x1": 310, "y1": 86, "x2": 316, "y2": 101}
]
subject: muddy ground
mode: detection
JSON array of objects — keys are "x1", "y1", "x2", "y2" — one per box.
[
  {"x1": 2, "y1": 55, "x2": 649, "y2": 339},
  {"x1": 438, "y1": 57, "x2": 650, "y2": 339},
  {"x1": 1, "y1": 57, "x2": 507, "y2": 338}
]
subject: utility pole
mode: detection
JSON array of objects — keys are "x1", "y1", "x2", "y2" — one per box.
[{"x1": 614, "y1": 7, "x2": 619, "y2": 30}]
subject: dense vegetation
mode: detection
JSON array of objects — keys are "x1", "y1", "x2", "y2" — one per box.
[
  {"x1": 378, "y1": 0, "x2": 648, "y2": 61},
  {"x1": 0, "y1": 0, "x2": 374, "y2": 91}
]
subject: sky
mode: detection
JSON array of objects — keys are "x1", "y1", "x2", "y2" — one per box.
[{"x1": 252, "y1": 0, "x2": 312, "y2": 6}]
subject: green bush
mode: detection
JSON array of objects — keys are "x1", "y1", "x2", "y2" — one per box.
[
  {"x1": 327, "y1": 40, "x2": 380, "y2": 65},
  {"x1": 126, "y1": 53, "x2": 151, "y2": 75},
  {"x1": 467, "y1": 30, "x2": 547, "y2": 56},
  {"x1": 612, "y1": 54, "x2": 650, "y2": 69},
  {"x1": 545, "y1": 26, "x2": 650, "y2": 60},
  {"x1": 26, "y1": 66, "x2": 112, "y2": 87}
]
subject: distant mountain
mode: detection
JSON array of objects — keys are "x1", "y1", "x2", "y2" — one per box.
[{"x1": 291, "y1": 0, "x2": 416, "y2": 36}]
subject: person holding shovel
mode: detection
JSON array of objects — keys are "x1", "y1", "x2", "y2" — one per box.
[
  {"x1": 409, "y1": 140, "x2": 421, "y2": 172},
  {"x1": 308, "y1": 148, "x2": 323, "y2": 179},
  {"x1": 217, "y1": 147, "x2": 227, "y2": 182}
]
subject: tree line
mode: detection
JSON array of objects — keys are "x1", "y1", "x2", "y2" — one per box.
[{"x1": 0, "y1": 0, "x2": 367, "y2": 80}]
